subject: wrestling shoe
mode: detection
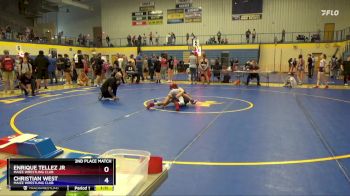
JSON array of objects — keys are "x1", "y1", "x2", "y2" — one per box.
[
  {"x1": 175, "y1": 101, "x2": 180, "y2": 111},
  {"x1": 147, "y1": 102, "x2": 155, "y2": 110}
]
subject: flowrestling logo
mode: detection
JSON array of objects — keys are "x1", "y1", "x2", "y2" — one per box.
[{"x1": 321, "y1": 10, "x2": 339, "y2": 16}]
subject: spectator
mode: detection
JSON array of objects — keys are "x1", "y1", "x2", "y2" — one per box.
[
  {"x1": 212, "y1": 58, "x2": 222, "y2": 81},
  {"x1": 135, "y1": 53, "x2": 143, "y2": 83},
  {"x1": 63, "y1": 54, "x2": 72, "y2": 85},
  {"x1": 314, "y1": 54, "x2": 328, "y2": 89},
  {"x1": 77, "y1": 71, "x2": 89, "y2": 86},
  {"x1": 143, "y1": 33, "x2": 147, "y2": 46},
  {"x1": 173, "y1": 57, "x2": 179, "y2": 74},
  {"x1": 188, "y1": 52, "x2": 197, "y2": 84},
  {"x1": 330, "y1": 55, "x2": 339, "y2": 79},
  {"x1": 340, "y1": 58, "x2": 349, "y2": 85},
  {"x1": 171, "y1": 32, "x2": 176, "y2": 45},
  {"x1": 127, "y1": 34, "x2": 132, "y2": 46},
  {"x1": 199, "y1": 54, "x2": 210, "y2": 85},
  {"x1": 93, "y1": 53, "x2": 104, "y2": 87},
  {"x1": 148, "y1": 55, "x2": 154, "y2": 81},
  {"x1": 307, "y1": 54, "x2": 313, "y2": 78},
  {"x1": 74, "y1": 50, "x2": 84, "y2": 75},
  {"x1": 167, "y1": 56, "x2": 174, "y2": 82},
  {"x1": 217, "y1": 31, "x2": 222, "y2": 44},
  {"x1": 245, "y1": 29, "x2": 251, "y2": 43},
  {"x1": 297, "y1": 54, "x2": 305, "y2": 85},
  {"x1": 186, "y1": 33, "x2": 190, "y2": 45},
  {"x1": 106, "y1": 35, "x2": 110, "y2": 47},
  {"x1": 252, "y1": 29, "x2": 256, "y2": 43},
  {"x1": 155, "y1": 32, "x2": 159, "y2": 46},
  {"x1": 0, "y1": 50, "x2": 16, "y2": 93},
  {"x1": 149, "y1": 32, "x2": 153, "y2": 45},
  {"x1": 167, "y1": 33, "x2": 171, "y2": 45},
  {"x1": 48, "y1": 54, "x2": 57, "y2": 84},
  {"x1": 281, "y1": 29, "x2": 286, "y2": 42},
  {"x1": 137, "y1": 35, "x2": 142, "y2": 46},
  {"x1": 160, "y1": 55, "x2": 168, "y2": 81},
  {"x1": 34, "y1": 50, "x2": 50, "y2": 89},
  {"x1": 246, "y1": 60, "x2": 260, "y2": 86},
  {"x1": 154, "y1": 56, "x2": 161, "y2": 83},
  {"x1": 18, "y1": 56, "x2": 35, "y2": 96}
]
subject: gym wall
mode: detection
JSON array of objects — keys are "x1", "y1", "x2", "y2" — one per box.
[{"x1": 101, "y1": 0, "x2": 350, "y2": 41}]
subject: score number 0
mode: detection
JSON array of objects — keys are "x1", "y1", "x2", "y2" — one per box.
[{"x1": 104, "y1": 166, "x2": 110, "y2": 184}]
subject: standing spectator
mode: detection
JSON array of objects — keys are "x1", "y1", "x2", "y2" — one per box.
[
  {"x1": 18, "y1": 57, "x2": 35, "y2": 96},
  {"x1": 245, "y1": 29, "x2": 251, "y2": 43},
  {"x1": 127, "y1": 34, "x2": 132, "y2": 46},
  {"x1": 185, "y1": 33, "x2": 189, "y2": 45},
  {"x1": 148, "y1": 55, "x2": 154, "y2": 81},
  {"x1": 296, "y1": 54, "x2": 305, "y2": 85},
  {"x1": 74, "y1": 50, "x2": 84, "y2": 75},
  {"x1": 135, "y1": 53, "x2": 143, "y2": 83},
  {"x1": 199, "y1": 54, "x2": 210, "y2": 85},
  {"x1": 93, "y1": 53, "x2": 104, "y2": 87},
  {"x1": 340, "y1": 58, "x2": 349, "y2": 85},
  {"x1": 154, "y1": 56, "x2": 161, "y2": 83},
  {"x1": 191, "y1": 33, "x2": 196, "y2": 45},
  {"x1": 217, "y1": 31, "x2": 222, "y2": 44},
  {"x1": 246, "y1": 60, "x2": 260, "y2": 86},
  {"x1": 330, "y1": 55, "x2": 338, "y2": 79},
  {"x1": 48, "y1": 54, "x2": 57, "y2": 84},
  {"x1": 160, "y1": 55, "x2": 168, "y2": 81},
  {"x1": 167, "y1": 56, "x2": 174, "y2": 82},
  {"x1": 252, "y1": 29, "x2": 256, "y2": 43},
  {"x1": 188, "y1": 52, "x2": 197, "y2": 84},
  {"x1": 171, "y1": 32, "x2": 176, "y2": 45},
  {"x1": 56, "y1": 54, "x2": 65, "y2": 82},
  {"x1": 155, "y1": 32, "x2": 159, "y2": 46},
  {"x1": 137, "y1": 35, "x2": 142, "y2": 47},
  {"x1": 132, "y1": 35, "x2": 136, "y2": 46},
  {"x1": 149, "y1": 32, "x2": 153, "y2": 45},
  {"x1": 34, "y1": 50, "x2": 50, "y2": 89},
  {"x1": 281, "y1": 29, "x2": 286, "y2": 43},
  {"x1": 166, "y1": 33, "x2": 171, "y2": 45},
  {"x1": 63, "y1": 54, "x2": 72, "y2": 85},
  {"x1": 106, "y1": 35, "x2": 110, "y2": 47},
  {"x1": 143, "y1": 33, "x2": 147, "y2": 46},
  {"x1": 5, "y1": 26, "x2": 11, "y2": 40},
  {"x1": 307, "y1": 54, "x2": 313, "y2": 79},
  {"x1": 173, "y1": 57, "x2": 179, "y2": 74},
  {"x1": 314, "y1": 54, "x2": 328, "y2": 89},
  {"x1": 0, "y1": 50, "x2": 15, "y2": 93}
]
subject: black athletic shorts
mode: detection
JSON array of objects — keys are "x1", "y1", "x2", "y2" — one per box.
[{"x1": 37, "y1": 69, "x2": 49, "y2": 79}]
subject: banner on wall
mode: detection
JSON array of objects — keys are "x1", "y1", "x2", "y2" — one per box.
[
  {"x1": 148, "y1": 10, "x2": 163, "y2": 25},
  {"x1": 184, "y1": 7, "x2": 202, "y2": 23},
  {"x1": 139, "y1": 1, "x2": 155, "y2": 12},
  {"x1": 167, "y1": 9, "x2": 184, "y2": 24},
  {"x1": 132, "y1": 12, "x2": 148, "y2": 26},
  {"x1": 176, "y1": 0, "x2": 192, "y2": 8}
]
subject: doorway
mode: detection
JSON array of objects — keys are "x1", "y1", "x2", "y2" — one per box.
[{"x1": 324, "y1": 23, "x2": 335, "y2": 42}]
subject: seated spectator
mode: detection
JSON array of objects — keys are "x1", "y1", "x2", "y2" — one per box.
[
  {"x1": 77, "y1": 71, "x2": 89, "y2": 86},
  {"x1": 125, "y1": 61, "x2": 137, "y2": 83}
]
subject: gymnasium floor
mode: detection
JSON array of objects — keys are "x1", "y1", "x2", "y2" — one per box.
[{"x1": 1, "y1": 79, "x2": 350, "y2": 195}]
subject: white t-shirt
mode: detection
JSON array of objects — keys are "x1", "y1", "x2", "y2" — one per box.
[
  {"x1": 117, "y1": 58, "x2": 123, "y2": 68},
  {"x1": 189, "y1": 55, "x2": 197, "y2": 68}
]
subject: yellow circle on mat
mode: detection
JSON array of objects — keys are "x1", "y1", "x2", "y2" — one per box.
[{"x1": 143, "y1": 96, "x2": 254, "y2": 114}]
